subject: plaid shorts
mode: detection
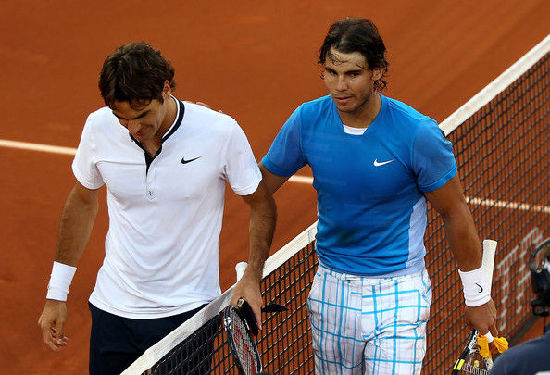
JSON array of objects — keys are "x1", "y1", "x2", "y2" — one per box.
[{"x1": 306, "y1": 264, "x2": 432, "y2": 374}]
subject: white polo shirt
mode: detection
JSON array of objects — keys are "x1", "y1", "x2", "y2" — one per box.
[{"x1": 72, "y1": 98, "x2": 261, "y2": 318}]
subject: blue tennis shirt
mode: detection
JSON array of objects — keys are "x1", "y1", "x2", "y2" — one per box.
[{"x1": 262, "y1": 94, "x2": 457, "y2": 276}]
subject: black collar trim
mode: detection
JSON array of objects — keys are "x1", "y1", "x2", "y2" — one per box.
[
  {"x1": 129, "y1": 97, "x2": 185, "y2": 146},
  {"x1": 161, "y1": 97, "x2": 185, "y2": 143},
  {"x1": 128, "y1": 97, "x2": 185, "y2": 173}
]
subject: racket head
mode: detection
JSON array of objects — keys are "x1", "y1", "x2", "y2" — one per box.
[
  {"x1": 223, "y1": 305, "x2": 263, "y2": 375},
  {"x1": 452, "y1": 330, "x2": 493, "y2": 374}
]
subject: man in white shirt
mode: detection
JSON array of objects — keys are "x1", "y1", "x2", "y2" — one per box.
[{"x1": 38, "y1": 42, "x2": 276, "y2": 375}]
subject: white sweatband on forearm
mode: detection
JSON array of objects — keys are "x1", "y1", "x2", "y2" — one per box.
[
  {"x1": 458, "y1": 267, "x2": 491, "y2": 306},
  {"x1": 458, "y1": 240, "x2": 497, "y2": 307},
  {"x1": 46, "y1": 261, "x2": 77, "y2": 302}
]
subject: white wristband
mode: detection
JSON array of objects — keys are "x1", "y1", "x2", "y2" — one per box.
[
  {"x1": 458, "y1": 267, "x2": 491, "y2": 306},
  {"x1": 46, "y1": 261, "x2": 77, "y2": 302}
]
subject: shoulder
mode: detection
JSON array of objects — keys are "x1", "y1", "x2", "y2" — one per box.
[
  {"x1": 85, "y1": 106, "x2": 116, "y2": 125},
  {"x1": 297, "y1": 95, "x2": 333, "y2": 118},
  {"x1": 384, "y1": 95, "x2": 429, "y2": 120},
  {"x1": 182, "y1": 101, "x2": 241, "y2": 133},
  {"x1": 383, "y1": 95, "x2": 437, "y2": 131},
  {"x1": 283, "y1": 95, "x2": 333, "y2": 131},
  {"x1": 80, "y1": 106, "x2": 121, "y2": 142},
  {"x1": 384, "y1": 96, "x2": 444, "y2": 149}
]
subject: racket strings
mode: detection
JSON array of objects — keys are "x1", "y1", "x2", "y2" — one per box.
[
  {"x1": 454, "y1": 331, "x2": 493, "y2": 375},
  {"x1": 229, "y1": 309, "x2": 260, "y2": 374},
  {"x1": 460, "y1": 351, "x2": 491, "y2": 374}
]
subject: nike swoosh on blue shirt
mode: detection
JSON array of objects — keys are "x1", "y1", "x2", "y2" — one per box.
[{"x1": 373, "y1": 158, "x2": 395, "y2": 167}]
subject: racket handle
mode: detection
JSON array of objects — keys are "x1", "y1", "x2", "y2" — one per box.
[{"x1": 235, "y1": 262, "x2": 247, "y2": 281}]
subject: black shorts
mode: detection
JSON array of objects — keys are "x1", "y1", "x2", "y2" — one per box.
[{"x1": 88, "y1": 302, "x2": 211, "y2": 375}]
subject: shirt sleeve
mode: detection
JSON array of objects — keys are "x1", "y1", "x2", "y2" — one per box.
[
  {"x1": 261, "y1": 107, "x2": 307, "y2": 177},
  {"x1": 71, "y1": 114, "x2": 105, "y2": 189},
  {"x1": 412, "y1": 119, "x2": 457, "y2": 192},
  {"x1": 223, "y1": 120, "x2": 261, "y2": 195}
]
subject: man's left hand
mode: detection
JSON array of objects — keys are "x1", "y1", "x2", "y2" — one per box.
[{"x1": 464, "y1": 298, "x2": 498, "y2": 336}]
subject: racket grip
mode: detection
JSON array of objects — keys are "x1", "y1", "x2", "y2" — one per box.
[{"x1": 235, "y1": 262, "x2": 247, "y2": 281}]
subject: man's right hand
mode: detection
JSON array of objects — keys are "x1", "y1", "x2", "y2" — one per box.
[{"x1": 38, "y1": 300, "x2": 69, "y2": 351}]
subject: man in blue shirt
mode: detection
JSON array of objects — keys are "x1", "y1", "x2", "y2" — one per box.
[{"x1": 261, "y1": 18, "x2": 498, "y2": 374}]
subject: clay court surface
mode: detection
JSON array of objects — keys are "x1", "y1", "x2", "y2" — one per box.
[{"x1": 1, "y1": 1, "x2": 548, "y2": 373}]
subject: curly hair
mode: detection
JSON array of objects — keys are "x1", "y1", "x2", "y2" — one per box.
[
  {"x1": 319, "y1": 18, "x2": 390, "y2": 91},
  {"x1": 98, "y1": 42, "x2": 176, "y2": 108}
]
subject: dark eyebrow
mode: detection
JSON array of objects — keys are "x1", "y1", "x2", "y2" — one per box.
[
  {"x1": 112, "y1": 109, "x2": 150, "y2": 121},
  {"x1": 324, "y1": 67, "x2": 366, "y2": 75}
]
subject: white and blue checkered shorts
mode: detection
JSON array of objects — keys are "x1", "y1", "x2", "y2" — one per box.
[{"x1": 306, "y1": 264, "x2": 432, "y2": 375}]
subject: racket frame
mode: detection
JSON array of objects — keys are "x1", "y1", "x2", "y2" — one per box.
[
  {"x1": 452, "y1": 330, "x2": 493, "y2": 374},
  {"x1": 223, "y1": 304, "x2": 263, "y2": 375}
]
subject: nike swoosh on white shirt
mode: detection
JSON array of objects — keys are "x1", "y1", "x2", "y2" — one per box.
[{"x1": 373, "y1": 158, "x2": 395, "y2": 167}]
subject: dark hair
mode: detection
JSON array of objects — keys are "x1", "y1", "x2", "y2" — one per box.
[
  {"x1": 319, "y1": 18, "x2": 389, "y2": 91},
  {"x1": 98, "y1": 42, "x2": 176, "y2": 108}
]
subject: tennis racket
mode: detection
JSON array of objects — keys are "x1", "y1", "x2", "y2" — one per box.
[
  {"x1": 452, "y1": 240, "x2": 497, "y2": 374},
  {"x1": 224, "y1": 298, "x2": 286, "y2": 375},
  {"x1": 452, "y1": 330, "x2": 493, "y2": 374},
  {"x1": 223, "y1": 298, "x2": 267, "y2": 375}
]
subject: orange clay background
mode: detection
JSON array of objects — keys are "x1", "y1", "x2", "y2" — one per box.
[{"x1": 0, "y1": 1, "x2": 548, "y2": 373}]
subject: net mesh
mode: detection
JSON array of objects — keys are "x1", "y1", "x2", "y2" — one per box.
[
  {"x1": 424, "y1": 47, "x2": 548, "y2": 374},
  {"x1": 123, "y1": 240, "x2": 318, "y2": 375},
  {"x1": 123, "y1": 38, "x2": 549, "y2": 375}
]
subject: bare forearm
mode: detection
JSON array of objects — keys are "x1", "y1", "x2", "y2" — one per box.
[
  {"x1": 241, "y1": 179, "x2": 277, "y2": 281},
  {"x1": 55, "y1": 184, "x2": 99, "y2": 266},
  {"x1": 442, "y1": 201, "x2": 482, "y2": 271},
  {"x1": 427, "y1": 177, "x2": 497, "y2": 333},
  {"x1": 245, "y1": 195, "x2": 276, "y2": 280},
  {"x1": 425, "y1": 176, "x2": 482, "y2": 271}
]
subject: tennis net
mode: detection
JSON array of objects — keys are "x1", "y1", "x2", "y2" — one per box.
[
  {"x1": 426, "y1": 33, "x2": 549, "y2": 373},
  {"x1": 122, "y1": 223, "x2": 318, "y2": 374},
  {"x1": 123, "y1": 34, "x2": 549, "y2": 374}
]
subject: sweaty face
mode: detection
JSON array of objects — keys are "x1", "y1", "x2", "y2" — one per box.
[
  {"x1": 111, "y1": 98, "x2": 168, "y2": 143},
  {"x1": 322, "y1": 48, "x2": 381, "y2": 115}
]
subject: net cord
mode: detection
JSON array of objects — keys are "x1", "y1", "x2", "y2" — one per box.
[{"x1": 439, "y1": 34, "x2": 549, "y2": 136}]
